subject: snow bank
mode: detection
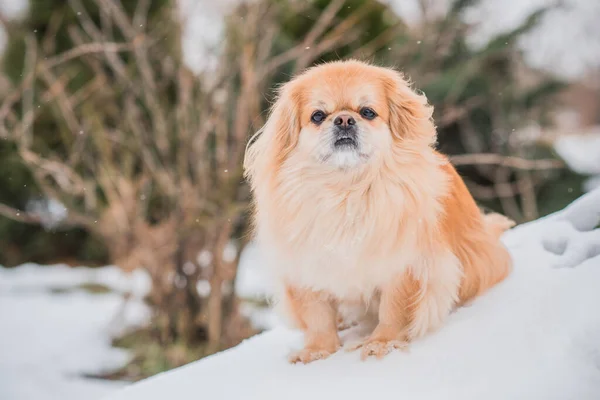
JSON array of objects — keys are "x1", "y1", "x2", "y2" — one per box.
[
  {"x1": 554, "y1": 132, "x2": 600, "y2": 176},
  {"x1": 105, "y1": 188, "x2": 600, "y2": 400},
  {"x1": 0, "y1": 263, "x2": 151, "y2": 297},
  {"x1": 554, "y1": 130, "x2": 600, "y2": 192},
  {"x1": 0, "y1": 264, "x2": 150, "y2": 400}
]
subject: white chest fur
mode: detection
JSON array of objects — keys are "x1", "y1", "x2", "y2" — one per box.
[
  {"x1": 253, "y1": 151, "x2": 451, "y2": 302},
  {"x1": 257, "y1": 178, "x2": 441, "y2": 300}
]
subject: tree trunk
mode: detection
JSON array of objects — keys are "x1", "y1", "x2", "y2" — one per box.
[{"x1": 207, "y1": 271, "x2": 223, "y2": 351}]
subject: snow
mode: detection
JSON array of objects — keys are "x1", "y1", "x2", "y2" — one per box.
[
  {"x1": 584, "y1": 176, "x2": 600, "y2": 193},
  {"x1": 0, "y1": 264, "x2": 150, "y2": 400},
  {"x1": 105, "y1": 188, "x2": 600, "y2": 400},
  {"x1": 235, "y1": 243, "x2": 281, "y2": 331},
  {"x1": 464, "y1": 0, "x2": 600, "y2": 79},
  {"x1": 554, "y1": 131, "x2": 600, "y2": 176},
  {"x1": 25, "y1": 198, "x2": 69, "y2": 230},
  {"x1": 235, "y1": 242, "x2": 272, "y2": 301},
  {"x1": 0, "y1": 264, "x2": 151, "y2": 297},
  {"x1": 0, "y1": 0, "x2": 27, "y2": 20},
  {"x1": 554, "y1": 130, "x2": 600, "y2": 192}
]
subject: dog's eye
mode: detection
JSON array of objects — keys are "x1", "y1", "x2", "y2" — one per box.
[
  {"x1": 360, "y1": 107, "x2": 377, "y2": 120},
  {"x1": 311, "y1": 110, "x2": 327, "y2": 124}
]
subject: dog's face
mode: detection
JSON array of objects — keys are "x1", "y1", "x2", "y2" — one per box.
[
  {"x1": 294, "y1": 70, "x2": 394, "y2": 169},
  {"x1": 245, "y1": 61, "x2": 436, "y2": 179}
]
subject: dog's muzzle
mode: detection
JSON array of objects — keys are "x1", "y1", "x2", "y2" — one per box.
[{"x1": 333, "y1": 126, "x2": 358, "y2": 148}]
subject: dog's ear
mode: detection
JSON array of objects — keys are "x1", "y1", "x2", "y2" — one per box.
[
  {"x1": 383, "y1": 70, "x2": 436, "y2": 146},
  {"x1": 244, "y1": 83, "x2": 300, "y2": 183}
]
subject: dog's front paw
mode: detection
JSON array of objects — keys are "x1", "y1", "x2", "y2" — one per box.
[
  {"x1": 346, "y1": 338, "x2": 408, "y2": 360},
  {"x1": 288, "y1": 346, "x2": 338, "y2": 364}
]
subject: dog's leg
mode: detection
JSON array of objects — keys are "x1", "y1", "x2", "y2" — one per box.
[
  {"x1": 284, "y1": 286, "x2": 341, "y2": 364},
  {"x1": 346, "y1": 273, "x2": 411, "y2": 359},
  {"x1": 349, "y1": 252, "x2": 461, "y2": 359},
  {"x1": 406, "y1": 252, "x2": 462, "y2": 340}
]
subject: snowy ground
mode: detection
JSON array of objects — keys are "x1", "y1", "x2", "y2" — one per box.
[
  {"x1": 0, "y1": 247, "x2": 268, "y2": 400},
  {"x1": 0, "y1": 264, "x2": 151, "y2": 400},
  {"x1": 1, "y1": 192, "x2": 599, "y2": 400},
  {"x1": 105, "y1": 188, "x2": 600, "y2": 400}
]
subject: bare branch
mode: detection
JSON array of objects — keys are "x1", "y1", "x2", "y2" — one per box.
[
  {"x1": 19, "y1": 149, "x2": 88, "y2": 195},
  {"x1": 301, "y1": 0, "x2": 345, "y2": 48},
  {"x1": 44, "y1": 42, "x2": 132, "y2": 69},
  {"x1": 20, "y1": 34, "x2": 38, "y2": 148},
  {"x1": 436, "y1": 97, "x2": 485, "y2": 128},
  {"x1": 350, "y1": 23, "x2": 405, "y2": 60},
  {"x1": 260, "y1": 0, "x2": 364, "y2": 77},
  {"x1": 0, "y1": 203, "x2": 44, "y2": 225},
  {"x1": 450, "y1": 153, "x2": 564, "y2": 170},
  {"x1": 293, "y1": 2, "x2": 375, "y2": 72},
  {"x1": 516, "y1": 169, "x2": 539, "y2": 221},
  {"x1": 40, "y1": 10, "x2": 65, "y2": 55},
  {"x1": 68, "y1": 76, "x2": 107, "y2": 108},
  {"x1": 96, "y1": 0, "x2": 138, "y2": 39},
  {"x1": 133, "y1": 0, "x2": 152, "y2": 30},
  {"x1": 38, "y1": 66, "x2": 82, "y2": 137},
  {"x1": 495, "y1": 166, "x2": 523, "y2": 222},
  {"x1": 94, "y1": 0, "x2": 170, "y2": 157},
  {"x1": 68, "y1": 0, "x2": 132, "y2": 86},
  {"x1": 0, "y1": 200, "x2": 94, "y2": 229},
  {"x1": 0, "y1": 76, "x2": 34, "y2": 139}
]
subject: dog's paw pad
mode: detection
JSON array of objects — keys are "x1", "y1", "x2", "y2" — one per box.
[
  {"x1": 346, "y1": 339, "x2": 408, "y2": 359},
  {"x1": 344, "y1": 340, "x2": 365, "y2": 352},
  {"x1": 288, "y1": 348, "x2": 335, "y2": 364},
  {"x1": 360, "y1": 339, "x2": 408, "y2": 360}
]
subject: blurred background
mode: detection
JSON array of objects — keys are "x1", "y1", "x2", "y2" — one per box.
[{"x1": 0, "y1": 0, "x2": 598, "y2": 398}]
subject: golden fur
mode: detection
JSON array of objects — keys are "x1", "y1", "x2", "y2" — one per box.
[{"x1": 244, "y1": 60, "x2": 514, "y2": 363}]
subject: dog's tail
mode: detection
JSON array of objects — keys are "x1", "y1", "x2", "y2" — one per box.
[{"x1": 483, "y1": 212, "x2": 516, "y2": 239}]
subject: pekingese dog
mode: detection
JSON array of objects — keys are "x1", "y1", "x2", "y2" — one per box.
[{"x1": 244, "y1": 60, "x2": 514, "y2": 364}]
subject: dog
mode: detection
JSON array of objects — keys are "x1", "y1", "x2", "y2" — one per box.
[{"x1": 244, "y1": 60, "x2": 514, "y2": 364}]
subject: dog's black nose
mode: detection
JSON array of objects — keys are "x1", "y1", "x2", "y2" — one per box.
[{"x1": 333, "y1": 114, "x2": 356, "y2": 128}]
